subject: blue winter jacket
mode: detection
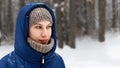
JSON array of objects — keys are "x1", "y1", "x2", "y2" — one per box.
[{"x1": 0, "y1": 2, "x2": 65, "y2": 68}]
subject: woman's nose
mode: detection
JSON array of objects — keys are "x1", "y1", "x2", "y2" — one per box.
[{"x1": 41, "y1": 29, "x2": 47, "y2": 38}]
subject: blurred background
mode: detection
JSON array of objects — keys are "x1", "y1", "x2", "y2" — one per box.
[
  {"x1": 0, "y1": 0, "x2": 120, "y2": 68},
  {"x1": 0, "y1": 0, "x2": 120, "y2": 47}
]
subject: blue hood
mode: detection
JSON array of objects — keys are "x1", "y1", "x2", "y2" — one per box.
[{"x1": 14, "y1": 2, "x2": 56, "y2": 63}]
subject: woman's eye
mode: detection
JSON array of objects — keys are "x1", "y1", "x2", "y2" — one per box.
[
  {"x1": 47, "y1": 25, "x2": 52, "y2": 29},
  {"x1": 35, "y1": 26, "x2": 42, "y2": 29}
]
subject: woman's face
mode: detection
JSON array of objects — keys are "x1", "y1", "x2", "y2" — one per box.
[{"x1": 29, "y1": 21, "x2": 52, "y2": 44}]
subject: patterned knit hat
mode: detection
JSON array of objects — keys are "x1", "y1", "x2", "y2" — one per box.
[{"x1": 29, "y1": 8, "x2": 52, "y2": 26}]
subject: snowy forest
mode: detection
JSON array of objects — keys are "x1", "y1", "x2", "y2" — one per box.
[
  {"x1": 0, "y1": 0, "x2": 120, "y2": 48},
  {"x1": 0, "y1": 0, "x2": 120, "y2": 68}
]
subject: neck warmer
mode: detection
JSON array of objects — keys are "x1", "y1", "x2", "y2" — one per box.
[{"x1": 27, "y1": 38, "x2": 54, "y2": 53}]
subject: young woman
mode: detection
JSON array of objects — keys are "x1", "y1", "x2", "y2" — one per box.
[{"x1": 0, "y1": 2, "x2": 65, "y2": 68}]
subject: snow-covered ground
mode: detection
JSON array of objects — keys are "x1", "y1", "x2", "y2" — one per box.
[{"x1": 0, "y1": 31, "x2": 120, "y2": 68}]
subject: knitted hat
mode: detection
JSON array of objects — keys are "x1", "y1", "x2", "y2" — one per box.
[{"x1": 29, "y1": 8, "x2": 52, "y2": 26}]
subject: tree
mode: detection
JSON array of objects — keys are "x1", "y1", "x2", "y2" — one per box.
[
  {"x1": 54, "y1": 0, "x2": 64, "y2": 48},
  {"x1": 0, "y1": 0, "x2": 1, "y2": 31},
  {"x1": 112, "y1": 0, "x2": 118, "y2": 28},
  {"x1": 19, "y1": 0, "x2": 25, "y2": 9},
  {"x1": 79, "y1": 0, "x2": 88, "y2": 34},
  {"x1": 1, "y1": 0, "x2": 8, "y2": 41},
  {"x1": 0, "y1": 0, "x2": 1, "y2": 29},
  {"x1": 0, "y1": 0, "x2": 1, "y2": 45},
  {"x1": 76, "y1": 0, "x2": 89, "y2": 37},
  {"x1": 63, "y1": 0, "x2": 69, "y2": 46},
  {"x1": 98, "y1": 0, "x2": 106, "y2": 42},
  {"x1": 69, "y1": 0, "x2": 77, "y2": 48},
  {"x1": 7, "y1": 0, "x2": 13, "y2": 37},
  {"x1": 0, "y1": 0, "x2": 14, "y2": 44},
  {"x1": 86, "y1": 0, "x2": 95, "y2": 35}
]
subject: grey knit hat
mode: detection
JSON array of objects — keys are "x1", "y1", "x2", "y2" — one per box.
[{"x1": 29, "y1": 8, "x2": 52, "y2": 26}]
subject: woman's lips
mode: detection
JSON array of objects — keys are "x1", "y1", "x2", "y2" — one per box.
[{"x1": 39, "y1": 40, "x2": 48, "y2": 44}]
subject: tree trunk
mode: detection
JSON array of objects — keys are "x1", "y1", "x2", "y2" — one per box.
[
  {"x1": 1, "y1": 0, "x2": 8, "y2": 41},
  {"x1": 95, "y1": 0, "x2": 99, "y2": 30},
  {"x1": 7, "y1": 0, "x2": 13, "y2": 37},
  {"x1": 98, "y1": 0, "x2": 106, "y2": 42},
  {"x1": 78, "y1": 0, "x2": 87, "y2": 35},
  {"x1": 80, "y1": 0, "x2": 88, "y2": 35},
  {"x1": 19, "y1": 0, "x2": 25, "y2": 9},
  {"x1": 69, "y1": 0, "x2": 77, "y2": 48},
  {"x1": 86, "y1": 0, "x2": 95, "y2": 35},
  {"x1": 63, "y1": 0, "x2": 69, "y2": 45},
  {"x1": 0, "y1": 0, "x2": 1, "y2": 45},
  {"x1": 54, "y1": 0, "x2": 64, "y2": 48},
  {"x1": 112, "y1": 0, "x2": 118, "y2": 28},
  {"x1": 1, "y1": 0, "x2": 14, "y2": 44}
]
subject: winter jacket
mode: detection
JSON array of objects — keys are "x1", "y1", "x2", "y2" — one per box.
[{"x1": 0, "y1": 2, "x2": 65, "y2": 68}]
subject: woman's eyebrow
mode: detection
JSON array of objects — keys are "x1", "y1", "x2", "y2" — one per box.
[
  {"x1": 47, "y1": 23, "x2": 52, "y2": 26},
  {"x1": 35, "y1": 23, "x2": 42, "y2": 26}
]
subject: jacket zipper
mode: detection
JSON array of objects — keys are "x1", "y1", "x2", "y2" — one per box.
[{"x1": 42, "y1": 56, "x2": 44, "y2": 64}]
